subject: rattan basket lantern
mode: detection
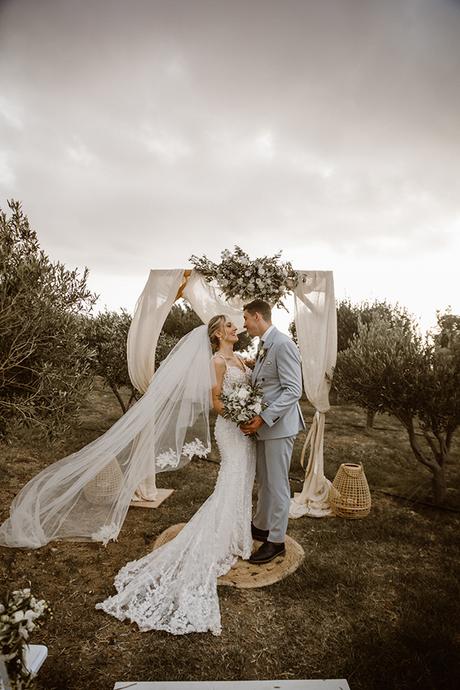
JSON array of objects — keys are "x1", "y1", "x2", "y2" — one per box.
[
  {"x1": 329, "y1": 463, "x2": 371, "y2": 518},
  {"x1": 83, "y1": 458, "x2": 123, "y2": 505}
]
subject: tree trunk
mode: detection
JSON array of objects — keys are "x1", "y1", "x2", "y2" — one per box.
[
  {"x1": 405, "y1": 416, "x2": 449, "y2": 505},
  {"x1": 107, "y1": 379, "x2": 127, "y2": 414},
  {"x1": 431, "y1": 464, "x2": 447, "y2": 504},
  {"x1": 127, "y1": 388, "x2": 139, "y2": 409},
  {"x1": 366, "y1": 409, "x2": 375, "y2": 430}
]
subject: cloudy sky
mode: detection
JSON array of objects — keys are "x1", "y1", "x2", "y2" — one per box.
[{"x1": 0, "y1": 0, "x2": 459, "y2": 333}]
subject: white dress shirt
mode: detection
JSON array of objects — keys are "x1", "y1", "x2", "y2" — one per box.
[{"x1": 260, "y1": 324, "x2": 275, "y2": 343}]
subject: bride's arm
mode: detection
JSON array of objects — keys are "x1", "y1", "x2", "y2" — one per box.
[{"x1": 211, "y1": 358, "x2": 226, "y2": 415}]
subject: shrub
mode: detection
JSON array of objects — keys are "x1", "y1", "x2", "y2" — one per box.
[{"x1": 0, "y1": 200, "x2": 97, "y2": 437}]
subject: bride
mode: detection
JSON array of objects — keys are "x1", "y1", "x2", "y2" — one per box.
[{"x1": 96, "y1": 314, "x2": 256, "y2": 636}]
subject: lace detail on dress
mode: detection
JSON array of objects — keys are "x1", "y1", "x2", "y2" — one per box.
[{"x1": 96, "y1": 364, "x2": 256, "y2": 636}]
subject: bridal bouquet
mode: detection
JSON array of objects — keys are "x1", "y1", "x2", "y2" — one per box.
[
  {"x1": 0, "y1": 588, "x2": 51, "y2": 689},
  {"x1": 220, "y1": 381, "x2": 266, "y2": 425}
]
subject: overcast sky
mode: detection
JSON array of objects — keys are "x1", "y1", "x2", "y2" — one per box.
[{"x1": 1, "y1": 0, "x2": 459, "y2": 333}]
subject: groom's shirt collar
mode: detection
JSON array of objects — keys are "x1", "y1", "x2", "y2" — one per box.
[{"x1": 261, "y1": 324, "x2": 275, "y2": 343}]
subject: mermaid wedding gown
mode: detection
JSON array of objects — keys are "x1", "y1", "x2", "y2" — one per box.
[{"x1": 96, "y1": 361, "x2": 256, "y2": 636}]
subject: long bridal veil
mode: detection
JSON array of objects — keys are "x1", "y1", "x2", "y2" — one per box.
[{"x1": 0, "y1": 324, "x2": 216, "y2": 548}]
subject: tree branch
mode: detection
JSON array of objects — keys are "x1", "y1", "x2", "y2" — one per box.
[{"x1": 406, "y1": 417, "x2": 440, "y2": 472}]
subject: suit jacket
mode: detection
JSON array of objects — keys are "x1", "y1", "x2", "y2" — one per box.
[{"x1": 251, "y1": 326, "x2": 306, "y2": 440}]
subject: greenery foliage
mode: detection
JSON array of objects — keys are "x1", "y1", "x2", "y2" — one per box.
[
  {"x1": 0, "y1": 201, "x2": 96, "y2": 437},
  {"x1": 334, "y1": 298, "x2": 414, "y2": 352},
  {"x1": 433, "y1": 307, "x2": 460, "y2": 348},
  {"x1": 290, "y1": 298, "x2": 414, "y2": 353},
  {"x1": 161, "y1": 303, "x2": 203, "y2": 341}
]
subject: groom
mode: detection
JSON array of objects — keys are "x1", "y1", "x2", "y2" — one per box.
[{"x1": 241, "y1": 299, "x2": 305, "y2": 565}]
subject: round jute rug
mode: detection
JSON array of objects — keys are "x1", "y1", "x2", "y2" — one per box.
[{"x1": 153, "y1": 523, "x2": 305, "y2": 589}]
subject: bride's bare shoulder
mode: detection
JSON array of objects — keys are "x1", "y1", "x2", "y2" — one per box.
[{"x1": 212, "y1": 354, "x2": 226, "y2": 369}]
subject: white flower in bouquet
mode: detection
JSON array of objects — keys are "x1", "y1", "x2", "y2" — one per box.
[
  {"x1": 0, "y1": 588, "x2": 51, "y2": 688},
  {"x1": 11, "y1": 611, "x2": 25, "y2": 624},
  {"x1": 220, "y1": 381, "x2": 267, "y2": 425}
]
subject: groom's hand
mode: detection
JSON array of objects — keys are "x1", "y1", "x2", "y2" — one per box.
[{"x1": 240, "y1": 416, "x2": 264, "y2": 435}]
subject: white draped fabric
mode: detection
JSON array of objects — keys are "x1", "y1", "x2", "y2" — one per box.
[
  {"x1": 183, "y1": 270, "x2": 245, "y2": 332},
  {"x1": 127, "y1": 269, "x2": 184, "y2": 393},
  {"x1": 127, "y1": 269, "x2": 184, "y2": 501},
  {"x1": 289, "y1": 271, "x2": 337, "y2": 518}
]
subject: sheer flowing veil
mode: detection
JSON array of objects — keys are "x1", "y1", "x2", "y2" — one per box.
[{"x1": 0, "y1": 324, "x2": 216, "y2": 548}]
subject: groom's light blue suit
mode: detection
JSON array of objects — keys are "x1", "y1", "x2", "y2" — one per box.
[{"x1": 251, "y1": 325, "x2": 305, "y2": 543}]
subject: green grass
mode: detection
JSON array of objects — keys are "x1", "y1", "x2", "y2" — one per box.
[{"x1": 1, "y1": 379, "x2": 459, "y2": 690}]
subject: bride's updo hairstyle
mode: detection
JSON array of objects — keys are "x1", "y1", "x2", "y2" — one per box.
[{"x1": 208, "y1": 314, "x2": 226, "y2": 353}]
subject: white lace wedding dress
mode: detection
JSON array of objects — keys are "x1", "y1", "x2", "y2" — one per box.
[{"x1": 96, "y1": 361, "x2": 256, "y2": 636}]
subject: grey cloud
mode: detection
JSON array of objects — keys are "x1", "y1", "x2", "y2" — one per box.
[{"x1": 0, "y1": 0, "x2": 459, "y2": 282}]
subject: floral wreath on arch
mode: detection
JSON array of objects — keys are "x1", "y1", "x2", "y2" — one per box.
[{"x1": 189, "y1": 246, "x2": 297, "y2": 310}]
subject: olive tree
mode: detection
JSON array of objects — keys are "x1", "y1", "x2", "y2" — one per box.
[
  {"x1": 83, "y1": 309, "x2": 138, "y2": 413},
  {"x1": 334, "y1": 316, "x2": 460, "y2": 504},
  {"x1": 0, "y1": 200, "x2": 97, "y2": 436},
  {"x1": 290, "y1": 298, "x2": 413, "y2": 423}
]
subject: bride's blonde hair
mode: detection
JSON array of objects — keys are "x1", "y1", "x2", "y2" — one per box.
[{"x1": 208, "y1": 314, "x2": 227, "y2": 353}]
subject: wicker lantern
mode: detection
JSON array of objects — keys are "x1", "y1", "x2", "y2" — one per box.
[
  {"x1": 83, "y1": 458, "x2": 123, "y2": 505},
  {"x1": 329, "y1": 463, "x2": 371, "y2": 518}
]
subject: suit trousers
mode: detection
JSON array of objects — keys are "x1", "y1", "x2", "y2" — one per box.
[{"x1": 253, "y1": 435, "x2": 296, "y2": 543}]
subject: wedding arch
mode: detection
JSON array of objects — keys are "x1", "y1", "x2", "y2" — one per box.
[{"x1": 128, "y1": 267, "x2": 337, "y2": 519}]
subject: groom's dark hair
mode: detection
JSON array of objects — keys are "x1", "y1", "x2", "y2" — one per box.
[{"x1": 243, "y1": 299, "x2": 272, "y2": 322}]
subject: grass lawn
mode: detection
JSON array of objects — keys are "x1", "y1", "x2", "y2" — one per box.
[{"x1": 1, "y1": 379, "x2": 459, "y2": 690}]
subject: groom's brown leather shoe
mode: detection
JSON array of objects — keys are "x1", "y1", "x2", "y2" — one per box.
[
  {"x1": 251, "y1": 522, "x2": 269, "y2": 542},
  {"x1": 249, "y1": 541, "x2": 286, "y2": 564}
]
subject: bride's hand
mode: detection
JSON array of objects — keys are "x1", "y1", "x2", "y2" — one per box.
[
  {"x1": 244, "y1": 358, "x2": 256, "y2": 369},
  {"x1": 240, "y1": 416, "x2": 264, "y2": 435}
]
